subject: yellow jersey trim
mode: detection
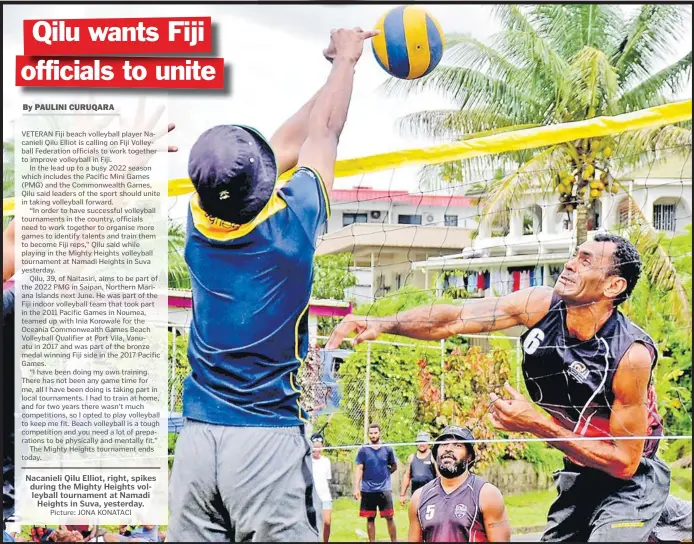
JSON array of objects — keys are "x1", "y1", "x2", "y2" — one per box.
[{"x1": 190, "y1": 191, "x2": 287, "y2": 242}]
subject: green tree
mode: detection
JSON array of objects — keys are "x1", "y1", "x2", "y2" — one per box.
[
  {"x1": 384, "y1": 5, "x2": 691, "y2": 245},
  {"x1": 312, "y1": 253, "x2": 358, "y2": 301},
  {"x1": 622, "y1": 225, "x2": 692, "y2": 443}
]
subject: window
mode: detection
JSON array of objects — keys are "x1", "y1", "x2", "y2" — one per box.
[
  {"x1": 398, "y1": 214, "x2": 422, "y2": 225},
  {"x1": 653, "y1": 204, "x2": 676, "y2": 232},
  {"x1": 343, "y1": 213, "x2": 367, "y2": 227},
  {"x1": 444, "y1": 215, "x2": 458, "y2": 227},
  {"x1": 395, "y1": 273, "x2": 402, "y2": 290}
]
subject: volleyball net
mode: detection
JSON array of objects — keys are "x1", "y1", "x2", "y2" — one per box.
[{"x1": 4, "y1": 99, "x2": 693, "y2": 470}]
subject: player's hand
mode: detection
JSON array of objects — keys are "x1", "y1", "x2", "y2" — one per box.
[
  {"x1": 353, "y1": 490, "x2": 361, "y2": 501},
  {"x1": 326, "y1": 314, "x2": 386, "y2": 349},
  {"x1": 330, "y1": 27, "x2": 380, "y2": 64},
  {"x1": 400, "y1": 494, "x2": 407, "y2": 506},
  {"x1": 488, "y1": 383, "x2": 541, "y2": 433},
  {"x1": 323, "y1": 33, "x2": 336, "y2": 63},
  {"x1": 118, "y1": 98, "x2": 178, "y2": 168}
]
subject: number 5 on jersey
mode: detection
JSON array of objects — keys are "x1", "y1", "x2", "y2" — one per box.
[{"x1": 425, "y1": 504, "x2": 436, "y2": 520}]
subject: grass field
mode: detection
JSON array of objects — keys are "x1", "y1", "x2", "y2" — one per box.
[
  {"x1": 329, "y1": 475, "x2": 693, "y2": 543},
  {"x1": 12, "y1": 466, "x2": 691, "y2": 542}
]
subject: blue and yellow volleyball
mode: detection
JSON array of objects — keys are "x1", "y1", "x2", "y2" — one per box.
[{"x1": 372, "y1": 6, "x2": 445, "y2": 80}]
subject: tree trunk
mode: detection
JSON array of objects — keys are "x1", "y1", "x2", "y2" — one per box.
[{"x1": 575, "y1": 202, "x2": 589, "y2": 245}]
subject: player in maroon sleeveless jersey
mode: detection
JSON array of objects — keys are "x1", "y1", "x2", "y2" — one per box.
[
  {"x1": 409, "y1": 426, "x2": 510, "y2": 542},
  {"x1": 328, "y1": 234, "x2": 691, "y2": 541}
]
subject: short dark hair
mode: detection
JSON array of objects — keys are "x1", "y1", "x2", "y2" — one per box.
[
  {"x1": 592, "y1": 233, "x2": 642, "y2": 305},
  {"x1": 368, "y1": 423, "x2": 380, "y2": 431}
]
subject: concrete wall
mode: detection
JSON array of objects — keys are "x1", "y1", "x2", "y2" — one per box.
[{"x1": 326, "y1": 459, "x2": 554, "y2": 499}]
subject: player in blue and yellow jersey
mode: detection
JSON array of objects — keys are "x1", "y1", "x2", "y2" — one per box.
[{"x1": 166, "y1": 28, "x2": 379, "y2": 543}]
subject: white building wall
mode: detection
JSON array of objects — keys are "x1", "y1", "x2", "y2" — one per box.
[{"x1": 327, "y1": 202, "x2": 477, "y2": 233}]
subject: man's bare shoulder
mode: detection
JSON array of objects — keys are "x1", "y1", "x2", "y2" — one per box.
[
  {"x1": 478, "y1": 482, "x2": 506, "y2": 512},
  {"x1": 506, "y1": 286, "x2": 554, "y2": 328}
]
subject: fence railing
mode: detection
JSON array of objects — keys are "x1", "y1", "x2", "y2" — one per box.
[{"x1": 167, "y1": 322, "x2": 521, "y2": 448}]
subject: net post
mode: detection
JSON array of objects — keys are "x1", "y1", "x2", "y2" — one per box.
[{"x1": 363, "y1": 341, "x2": 372, "y2": 444}]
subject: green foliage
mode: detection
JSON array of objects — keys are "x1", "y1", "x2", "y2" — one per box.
[
  {"x1": 622, "y1": 225, "x2": 692, "y2": 439},
  {"x1": 167, "y1": 330, "x2": 190, "y2": 412},
  {"x1": 662, "y1": 438, "x2": 692, "y2": 464},
  {"x1": 416, "y1": 345, "x2": 527, "y2": 472},
  {"x1": 330, "y1": 286, "x2": 530, "y2": 466},
  {"x1": 384, "y1": 4, "x2": 691, "y2": 245},
  {"x1": 517, "y1": 441, "x2": 565, "y2": 474},
  {"x1": 168, "y1": 432, "x2": 178, "y2": 470},
  {"x1": 312, "y1": 253, "x2": 358, "y2": 301},
  {"x1": 354, "y1": 284, "x2": 454, "y2": 317},
  {"x1": 339, "y1": 340, "x2": 432, "y2": 462}
]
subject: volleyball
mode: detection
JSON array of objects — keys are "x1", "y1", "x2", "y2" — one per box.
[{"x1": 372, "y1": 6, "x2": 445, "y2": 80}]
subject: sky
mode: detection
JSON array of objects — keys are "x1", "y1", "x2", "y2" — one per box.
[{"x1": 3, "y1": 4, "x2": 692, "y2": 220}]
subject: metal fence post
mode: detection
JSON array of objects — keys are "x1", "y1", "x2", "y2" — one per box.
[
  {"x1": 440, "y1": 339, "x2": 445, "y2": 402},
  {"x1": 363, "y1": 342, "x2": 371, "y2": 444}
]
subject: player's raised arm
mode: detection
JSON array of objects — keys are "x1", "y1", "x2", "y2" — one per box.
[
  {"x1": 326, "y1": 287, "x2": 553, "y2": 348},
  {"x1": 296, "y1": 28, "x2": 378, "y2": 192},
  {"x1": 268, "y1": 38, "x2": 344, "y2": 176}
]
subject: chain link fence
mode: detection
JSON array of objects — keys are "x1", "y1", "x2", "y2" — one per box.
[{"x1": 167, "y1": 322, "x2": 522, "y2": 461}]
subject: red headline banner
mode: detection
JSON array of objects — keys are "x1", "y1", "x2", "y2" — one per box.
[
  {"x1": 16, "y1": 57, "x2": 225, "y2": 89},
  {"x1": 23, "y1": 17, "x2": 213, "y2": 55}
]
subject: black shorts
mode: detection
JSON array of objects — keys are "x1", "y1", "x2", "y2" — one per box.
[
  {"x1": 360, "y1": 491, "x2": 394, "y2": 518},
  {"x1": 541, "y1": 456, "x2": 670, "y2": 542}
]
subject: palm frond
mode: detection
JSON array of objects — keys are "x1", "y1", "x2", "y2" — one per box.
[
  {"x1": 443, "y1": 34, "x2": 523, "y2": 81},
  {"x1": 621, "y1": 209, "x2": 691, "y2": 326},
  {"x1": 380, "y1": 65, "x2": 544, "y2": 121},
  {"x1": 613, "y1": 5, "x2": 689, "y2": 87},
  {"x1": 612, "y1": 125, "x2": 692, "y2": 172},
  {"x1": 480, "y1": 145, "x2": 568, "y2": 222},
  {"x1": 567, "y1": 46, "x2": 620, "y2": 119},
  {"x1": 533, "y1": 4, "x2": 623, "y2": 58},
  {"x1": 395, "y1": 108, "x2": 540, "y2": 141},
  {"x1": 618, "y1": 52, "x2": 692, "y2": 113},
  {"x1": 398, "y1": 118, "x2": 544, "y2": 192},
  {"x1": 492, "y1": 5, "x2": 570, "y2": 92}
]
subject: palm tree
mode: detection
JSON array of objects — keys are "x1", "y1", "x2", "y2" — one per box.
[
  {"x1": 384, "y1": 4, "x2": 691, "y2": 245},
  {"x1": 384, "y1": 4, "x2": 692, "y2": 322}
]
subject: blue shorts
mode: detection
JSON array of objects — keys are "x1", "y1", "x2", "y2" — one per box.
[{"x1": 3, "y1": 531, "x2": 15, "y2": 543}]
